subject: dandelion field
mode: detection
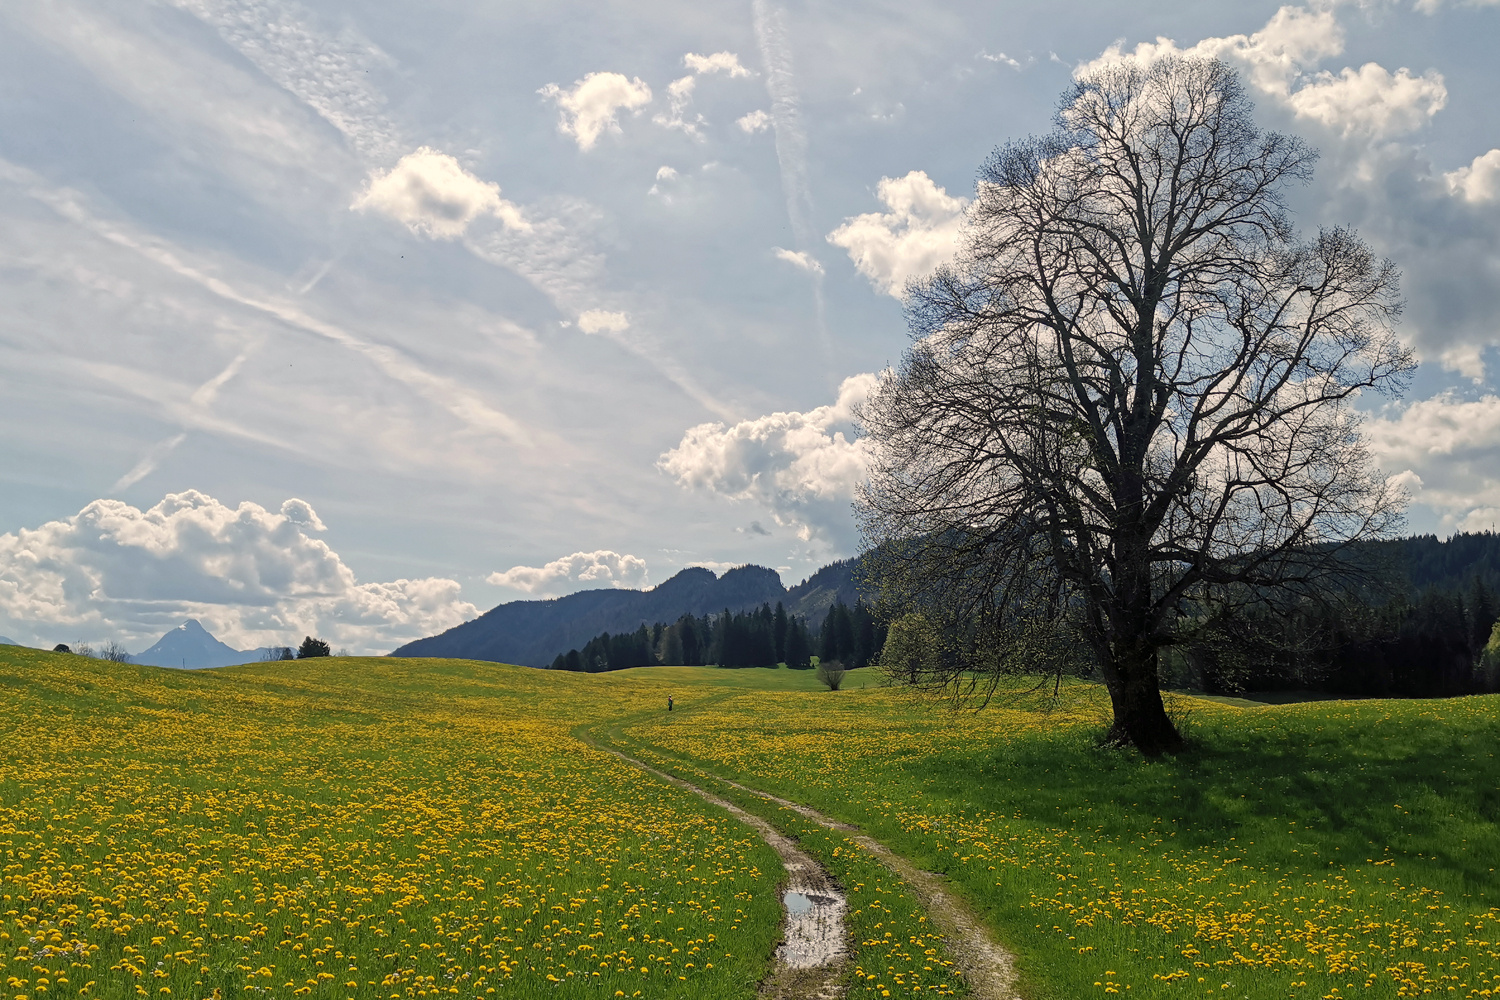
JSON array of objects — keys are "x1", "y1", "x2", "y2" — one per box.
[
  {"x1": 615, "y1": 680, "x2": 1500, "y2": 1000},
  {"x1": 0, "y1": 650, "x2": 786, "y2": 1000},
  {"x1": 4, "y1": 647, "x2": 1498, "y2": 1000}
]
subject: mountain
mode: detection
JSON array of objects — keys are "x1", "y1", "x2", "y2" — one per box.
[
  {"x1": 0, "y1": 636, "x2": 23, "y2": 647},
  {"x1": 133, "y1": 619, "x2": 268, "y2": 669},
  {"x1": 390, "y1": 560, "x2": 862, "y2": 667}
]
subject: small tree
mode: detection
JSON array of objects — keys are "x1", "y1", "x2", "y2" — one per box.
[
  {"x1": 52, "y1": 643, "x2": 71, "y2": 654},
  {"x1": 859, "y1": 56, "x2": 1411, "y2": 754},
  {"x1": 297, "y1": 636, "x2": 332, "y2": 659},
  {"x1": 816, "y1": 658, "x2": 848, "y2": 691},
  {"x1": 877, "y1": 612, "x2": 945, "y2": 685},
  {"x1": 99, "y1": 640, "x2": 132, "y2": 664}
]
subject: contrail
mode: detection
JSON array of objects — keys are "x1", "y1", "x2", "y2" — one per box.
[
  {"x1": 753, "y1": 0, "x2": 834, "y2": 382},
  {"x1": 6, "y1": 162, "x2": 537, "y2": 448},
  {"x1": 111, "y1": 433, "x2": 188, "y2": 493},
  {"x1": 753, "y1": 0, "x2": 814, "y2": 247}
]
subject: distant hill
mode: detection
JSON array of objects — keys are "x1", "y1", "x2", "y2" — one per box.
[
  {"x1": 0, "y1": 636, "x2": 23, "y2": 647},
  {"x1": 390, "y1": 560, "x2": 863, "y2": 667},
  {"x1": 133, "y1": 619, "x2": 271, "y2": 669}
]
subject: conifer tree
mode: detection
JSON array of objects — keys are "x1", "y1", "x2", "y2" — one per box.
[{"x1": 774, "y1": 601, "x2": 789, "y2": 663}]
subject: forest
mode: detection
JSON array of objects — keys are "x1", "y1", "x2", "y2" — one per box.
[{"x1": 547, "y1": 599, "x2": 887, "y2": 673}]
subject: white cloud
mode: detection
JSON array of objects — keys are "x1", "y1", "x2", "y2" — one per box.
[
  {"x1": 167, "y1": 0, "x2": 402, "y2": 162},
  {"x1": 1286, "y1": 63, "x2": 1446, "y2": 137},
  {"x1": 736, "y1": 109, "x2": 772, "y2": 133},
  {"x1": 684, "y1": 51, "x2": 752, "y2": 77},
  {"x1": 487, "y1": 550, "x2": 649, "y2": 595},
  {"x1": 773, "y1": 247, "x2": 823, "y2": 274},
  {"x1": 826, "y1": 171, "x2": 967, "y2": 298},
  {"x1": 655, "y1": 75, "x2": 704, "y2": 135},
  {"x1": 538, "y1": 72, "x2": 653, "y2": 151},
  {"x1": 979, "y1": 50, "x2": 1022, "y2": 70},
  {"x1": 1079, "y1": 6, "x2": 1446, "y2": 140},
  {"x1": 1446, "y1": 149, "x2": 1500, "y2": 203},
  {"x1": 654, "y1": 52, "x2": 753, "y2": 136},
  {"x1": 1366, "y1": 394, "x2": 1500, "y2": 529},
  {"x1": 353, "y1": 147, "x2": 529, "y2": 239},
  {"x1": 0, "y1": 491, "x2": 475, "y2": 653},
  {"x1": 577, "y1": 309, "x2": 630, "y2": 334},
  {"x1": 657, "y1": 374, "x2": 879, "y2": 543}
]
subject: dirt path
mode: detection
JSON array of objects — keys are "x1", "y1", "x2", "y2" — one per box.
[
  {"x1": 598, "y1": 747, "x2": 851, "y2": 999},
  {"x1": 719, "y1": 777, "x2": 1024, "y2": 1000}
]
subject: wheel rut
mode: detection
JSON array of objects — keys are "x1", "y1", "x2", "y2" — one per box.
[
  {"x1": 718, "y1": 777, "x2": 1024, "y2": 1000},
  {"x1": 598, "y1": 740, "x2": 1023, "y2": 1000},
  {"x1": 599, "y1": 747, "x2": 850, "y2": 999}
]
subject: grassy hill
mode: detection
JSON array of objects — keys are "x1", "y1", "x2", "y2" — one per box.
[{"x1": 3, "y1": 646, "x2": 1497, "y2": 999}]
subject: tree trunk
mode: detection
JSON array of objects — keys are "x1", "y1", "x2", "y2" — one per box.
[{"x1": 1102, "y1": 643, "x2": 1184, "y2": 756}]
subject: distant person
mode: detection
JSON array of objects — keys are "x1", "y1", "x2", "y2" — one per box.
[{"x1": 667, "y1": 695, "x2": 674, "y2": 712}]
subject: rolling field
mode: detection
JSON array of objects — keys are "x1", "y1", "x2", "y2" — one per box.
[
  {"x1": 2, "y1": 648, "x2": 1498, "y2": 1000},
  {"x1": 0, "y1": 650, "x2": 789, "y2": 1000},
  {"x1": 614, "y1": 680, "x2": 1500, "y2": 999}
]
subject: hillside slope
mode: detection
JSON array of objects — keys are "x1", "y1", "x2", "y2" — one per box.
[{"x1": 391, "y1": 560, "x2": 862, "y2": 666}]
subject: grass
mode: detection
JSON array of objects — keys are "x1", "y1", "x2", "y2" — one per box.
[
  {"x1": 0, "y1": 649, "x2": 786, "y2": 999},
  {"x1": 612, "y1": 674, "x2": 1500, "y2": 1000},
  {"x1": 4, "y1": 649, "x2": 1498, "y2": 1000}
]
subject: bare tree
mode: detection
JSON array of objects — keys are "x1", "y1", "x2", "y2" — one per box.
[
  {"x1": 815, "y1": 658, "x2": 848, "y2": 691},
  {"x1": 858, "y1": 57, "x2": 1412, "y2": 755},
  {"x1": 99, "y1": 640, "x2": 133, "y2": 664}
]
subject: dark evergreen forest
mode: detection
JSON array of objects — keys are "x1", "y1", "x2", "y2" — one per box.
[
  {"x1": 1167, "y1": 533, "x2": 1500, "y2": 697},
  {"x1": 548, "y1": 599, "x2": 886, "y2": 673}
]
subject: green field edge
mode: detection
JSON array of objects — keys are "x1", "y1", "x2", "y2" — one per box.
[{"x1": 577, "y1": 703, "x2": 1014, "y2": 999}]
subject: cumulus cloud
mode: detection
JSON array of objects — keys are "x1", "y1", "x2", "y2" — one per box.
[
  {"x1": 487, "y1": 550, "x2": 649, "y2": 595},
  {"x1": 353, "y1": 147, "x2": 529, "y2": 238},
  {"x1": 577, "y1": 309, "x2": 630, "y2": 334},
  {"x1": 0, "y1": 491, "x2": 475, "y2": 653},
  {"x1": 773, "y1": 247, "x2": 823, "y2": 274},
  {"x1": 1079, "y1": 6, "x2": 1445, "y2": 140},
  {"x1": 657, "y1": 374, "x2": 880, "y2": 543},
  {"x1": 538, "y1": 72, "x2": 653, "y2": 151},
  {"x1": 1446, "y1": 149, "x2": 1500, "y2": 203},
  {"x1": 1286, "y1": 63, "x2": 1446, "y2": 137},
  {"x1": 683, "y1": 51, "x2": 752, "y2": 77},
  {"x1": 826, "y1": 171, "x2": 967, "y2": 298},
  {"x1": 1365, "y1": 394, "x2": 1500, "y2": 530},
  {"x1": 655, "y1": 75, "x2": 704, "y2": 135},
  {"x1": 653, "y1": 52, "x2": 752, "y2": 136},
  {"x1": 736, "y1": 109, "x2": 772, "y2": 133}
]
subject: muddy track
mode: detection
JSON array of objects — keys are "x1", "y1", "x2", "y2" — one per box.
[
  {"x1": 598, "y1": 747, "x2": 851, "y2": 999},
  {"x1": 718, "y1": 777, "x2": 1024, "y2": 1000}
]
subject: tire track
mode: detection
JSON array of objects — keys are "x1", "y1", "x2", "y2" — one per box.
[
  {"x1": 718, "y1": 777, "x2": 1024, "y2": 1000},
  {"x1": 598, "y1": 747, "x2": 850, "y2": 999}
]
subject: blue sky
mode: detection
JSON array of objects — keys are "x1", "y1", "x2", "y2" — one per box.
[{"x1": 2, "y1": 0, "x2": 1498, "y2": 653}]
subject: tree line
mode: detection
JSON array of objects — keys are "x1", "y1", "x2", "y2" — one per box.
[
  {"x1": 548, "y1": 599, "x2": 887, "y2": 672},
  {"x1": 1165, "y1": 575, "x2": 1500, "y2": 698}
]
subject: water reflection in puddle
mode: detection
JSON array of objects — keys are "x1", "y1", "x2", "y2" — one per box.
[{"x1": 779, "y1": 888, "x2": 847, "y2": 967}]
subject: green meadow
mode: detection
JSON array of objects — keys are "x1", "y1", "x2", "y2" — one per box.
[{"x1": 3, "y1": 646, "x2": 1498, "y2": 999}]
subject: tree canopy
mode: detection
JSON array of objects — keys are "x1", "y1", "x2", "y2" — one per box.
[{"x1": 859, "y1": 57, "x2": 1412, "y2": 754}]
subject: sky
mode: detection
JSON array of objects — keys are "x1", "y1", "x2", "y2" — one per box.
[{"x1": 2, "y1": 0, "x2": 1499, "y2": 654}]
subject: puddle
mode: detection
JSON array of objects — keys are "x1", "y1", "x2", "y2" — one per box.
[
  {"x1": 777, "y1": 880, "x2": 848, "y2": 968},
  {"x1": 597, "y1": 747, "x2": 850, "y2": 994}
]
